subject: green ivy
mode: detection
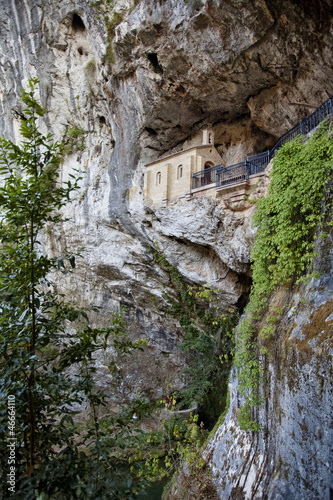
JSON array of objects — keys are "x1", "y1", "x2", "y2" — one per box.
[{"x1": 235, "y1": 119, "x2": 333, "y2": 431}]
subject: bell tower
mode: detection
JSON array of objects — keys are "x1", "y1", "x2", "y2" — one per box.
[{"x1": 202, "y1": 128, "x2": 214, "y2": 146}]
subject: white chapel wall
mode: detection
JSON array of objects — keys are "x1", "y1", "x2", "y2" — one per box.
[{"x1": 144, "y1": 131, "x2": 223, "y2": 207}]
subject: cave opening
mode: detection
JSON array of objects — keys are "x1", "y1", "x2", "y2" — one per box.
[
  {"x1": 145, "y1": 127, "x2": 158, "y2": 136},
  {"x1": 72, "y1": 13, "x2": 86, "y2": 32},
  {"x1": 147, "y1": 53, "x2": 163, "y2": 74},
  {"x1": 236, "y1": 274, "x2": 252, "y2": 314}
]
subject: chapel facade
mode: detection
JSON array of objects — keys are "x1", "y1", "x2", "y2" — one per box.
[{"x1": 144, "y1": 129, "x2": 223, "y2": 207}]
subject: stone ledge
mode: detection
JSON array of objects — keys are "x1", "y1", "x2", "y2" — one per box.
[
  {"x1": 216, "y1": 179, "x2": 250, "y2": 195},
  {"x1": 191, "y1": 182, "x2": 216, "y2": 194}
]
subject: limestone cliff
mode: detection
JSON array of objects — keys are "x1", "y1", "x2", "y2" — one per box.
[{"x1": 0, "y1": 0, "x2": 332, "y2": 497}]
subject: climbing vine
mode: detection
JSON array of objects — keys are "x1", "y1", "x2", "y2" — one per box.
[{"x1": 235, "y1": 119, "x2": 333, "y2": 430}]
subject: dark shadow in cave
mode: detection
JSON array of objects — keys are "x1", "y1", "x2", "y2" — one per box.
[
  {"x1": 147, "y1": 53, "x2": 163, "y2": 74},
  {"x1": 72, "y1": 13, "x2": 86, "y2": 32}
]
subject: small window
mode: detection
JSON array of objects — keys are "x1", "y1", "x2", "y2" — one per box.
[
  {"x1": 208, "y1": 133, "x2": 212, "y2": 144},
  {"x1": 156, "y1": 172, "x2": 161, "y2": 186},
  {"x1": 177, "y1": 165, "x2": 183, "y2": 179}
]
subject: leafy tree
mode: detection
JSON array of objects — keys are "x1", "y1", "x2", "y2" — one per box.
[{"x1": 0, "y1": 79, "x2": 146, "y2": 498}]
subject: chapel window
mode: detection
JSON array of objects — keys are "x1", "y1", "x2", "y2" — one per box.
[
  {"x1": 177, "y1": 165, "x2": 183, "y2": 179},
  {"x1": 156, "y1": 172, "x2": 162, "y2": 185}
]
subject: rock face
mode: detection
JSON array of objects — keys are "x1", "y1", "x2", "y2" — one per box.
[
  {"x1": 205, "y1": 231, "x2": 333, "y2": 500},
  {"x1": 0, "y1": 0, "x2": 333, "y2": 495}
]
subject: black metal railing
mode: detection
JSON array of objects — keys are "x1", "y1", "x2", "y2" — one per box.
[
  {"x1": 192, "y1": 94, "x2": 333, "y2": 190},
  {"x1": 216, "y1": 161, "x2": 249, "y2": 187},
  {"x1": 268, "y1": 95, "x2": 333, "y2": 162},
  {"x1": 247, "y1": 150, "x2": 270, "y2": 175},
  {"x1": 192, "y1": 163, "x2": 222, "y2": 189}
]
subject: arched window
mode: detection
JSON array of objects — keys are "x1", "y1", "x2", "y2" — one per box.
[
  {"x1": 208, "y1": 133, "x2": 212, "y2": 144},
  {"x1": 156, "y1": 172, "x2": 162, "y2": 186},
  {"x1": 177, "y1": 165, "x2": 183, "y2": 179}
]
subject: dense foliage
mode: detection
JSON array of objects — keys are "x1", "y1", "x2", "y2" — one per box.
[
  {"x1": 133, "y1": 412, "x2": 219, "y2": 499},
  {"x1": 150, "y1": 247, "x2": 237, "y2": 425},
  {"x1": 235, "y1": 119, "x2": 333, "y2": 430},
  {"x1": 0, "y1": 80, "x2": 146, "y2": 499}
]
